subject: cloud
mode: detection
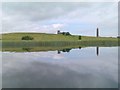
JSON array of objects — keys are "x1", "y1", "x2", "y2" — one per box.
[
  {"x1": 2, "y1": 2, "x2": 82, "y2": 21},
  {"x1": 52, "y1": 24, "x2": 64, "y2": 29},
  {"x1": 2, "y1": 2, "x2": 78, "y2": 33},
  {"x1": 2, "y1": 2, "x2": 118, "y2": 36}
]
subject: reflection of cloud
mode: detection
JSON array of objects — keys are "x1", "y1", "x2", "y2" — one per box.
[
  {"x1": 2, "y1": 51, "x2": 65, "y2": 62},
  {"x1": 2, "y1": 47, "x2": 118, "y2": 88},
  {"x1": 2, "y1": 58, "x2": 118, "y2": 88},
  {"x1": 53, "y1": 54, "x2": 64, "y2": 60}
]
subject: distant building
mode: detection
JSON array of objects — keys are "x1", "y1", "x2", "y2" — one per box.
[
  {"x1": 57, "y1": 30, "x2": 71, "y2": 35},
  {"x1": 57, "y1": 30, "x2": 60, "y2": 34}
]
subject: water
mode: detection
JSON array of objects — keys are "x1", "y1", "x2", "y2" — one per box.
[{"x1": 2, "y1": 47, "x2": 118, "y2": 88}]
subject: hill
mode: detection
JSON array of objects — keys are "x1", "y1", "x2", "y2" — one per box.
[{"x1": 1, "y1": 32, "x2": 117, "y2": 42}]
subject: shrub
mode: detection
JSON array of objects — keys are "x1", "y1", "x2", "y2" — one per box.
[
  {"x1": 21, "y1": 36, "x2": 34, "y2": 40},
  {"x1": 79, "y1": 36, "x2": 81, "y2": 40}
]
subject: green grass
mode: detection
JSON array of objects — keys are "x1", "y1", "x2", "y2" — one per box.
[
  {"x1": 1, "y1": 32, "x2": 118, "y2": 41},
  {"x1": 1, "y1": 33, "x2": 79, "y2": 41}
]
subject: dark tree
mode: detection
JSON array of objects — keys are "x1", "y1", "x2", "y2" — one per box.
[
  {"x1": 62, "y1": 32, "x2": 66, "y2": 35},
  {"x1": 79, "y1": 36, "x2": 81, "y2": 40},
  {"x1": 66, "y1": 32, "x2": 71, "y2": 35}
]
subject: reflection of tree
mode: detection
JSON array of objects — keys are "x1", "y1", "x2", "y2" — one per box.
[
  {"x1": 22, "y1": 48, "x2": 32, "y2": 52},
  {"x1": 57, "y1": 48, "x2": 72, "y2": 54},
  {"x1": 57, "y1": 47, "x2": 82, "y2": 54},
  {"x1": 62, "y1": 48, "x2": 71, "y2": 52}
]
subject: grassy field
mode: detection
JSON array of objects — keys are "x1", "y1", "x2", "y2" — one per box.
[
  {"x1": 1, "y1": 32, "x2": 119, "y2": 52},
  {"x1": 1, "y1": 32, "x2": 118, "y2": 41}
]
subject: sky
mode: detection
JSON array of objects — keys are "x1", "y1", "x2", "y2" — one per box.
[{"x1": 2, "y1": 2, "x2": 118, "y2": 37}]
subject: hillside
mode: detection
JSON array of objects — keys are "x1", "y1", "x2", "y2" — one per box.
[{"x1": 1, "y1": 32, "x2": 118, "y2": 42}]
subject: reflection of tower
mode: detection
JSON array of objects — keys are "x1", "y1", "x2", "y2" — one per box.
[
  {"x1": 96, "y1": 47, "x2": 99, "y2": 56},
  {"x1": 97, "y1": 28, "x2": 99, "y2": 37}
]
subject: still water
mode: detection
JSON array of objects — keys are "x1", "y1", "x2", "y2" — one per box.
[{"x1": 2, "y1": 47, "x2": 118, "y2": 88}]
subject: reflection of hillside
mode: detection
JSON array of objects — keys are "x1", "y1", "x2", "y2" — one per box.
[
  {"x1": 1, "y1": 46, "x2": 105, "y2": 56},
  {"x1": 22, "y1": 48, "x2": 33, "y2": 52},
  {"x1": 2, "y1": 45, "x2": 82, "y2": 52}
]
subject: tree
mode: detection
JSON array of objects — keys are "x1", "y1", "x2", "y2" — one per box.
[
  {"x1": 62, "y1": 32, "x2": 66, "y2": 35},
  {"x1": 79, "y1": 36, "x2": 81, "y2": 40},
  {"x1": 66, "y1": 32, "x2": 71, "y2": 35}
]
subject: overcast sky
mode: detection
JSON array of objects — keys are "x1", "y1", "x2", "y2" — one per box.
[{"x1": 2, "y1": 2, "x2": 118, "y2": 37}]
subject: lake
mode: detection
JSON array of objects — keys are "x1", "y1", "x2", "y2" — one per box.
[{"x1": 2, "y1": 47, "x2": 118, "y2": 88}]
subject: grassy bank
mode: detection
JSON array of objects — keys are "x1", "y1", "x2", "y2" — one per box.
[{"x1": 2, "y1": 41, "x2": 118, "y2": 52}]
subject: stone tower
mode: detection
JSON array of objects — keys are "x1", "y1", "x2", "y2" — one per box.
[{"x1": 97, "y1": 28, "x2": 99, "y2": 37}]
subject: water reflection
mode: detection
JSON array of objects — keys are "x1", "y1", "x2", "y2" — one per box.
[
  {"x1": 57, "y1": 47, "x2": 100, "y2": 56},
  {"x1": 2, "y1": 47, "x2": 118, "y2": 88},
  {"x1": 1, "y1": 45, "x2": 106, "y2": 57}
]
